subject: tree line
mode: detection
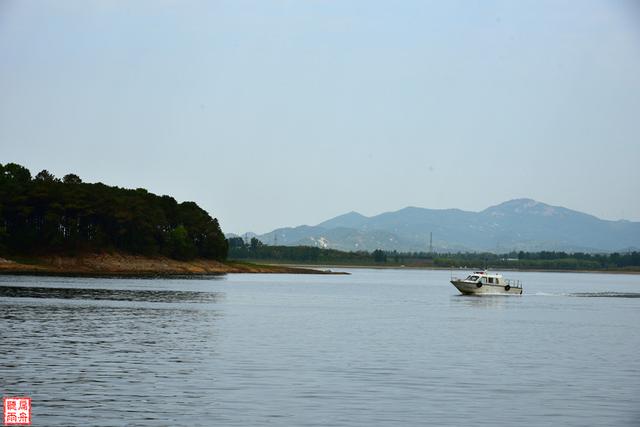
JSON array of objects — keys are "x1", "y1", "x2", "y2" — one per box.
[
  {"x1": 228, "y1": 237, "x2": 375, "y2": 264},
  {"x1": 432, "y1": 250, "x2": 640, "y2": 270},
  {"x1": 228, "y1": 238, "x2": 640, "y2": 270},
  {"x1": 0, "y1": 163, "x2": 228, "y2": 260}
]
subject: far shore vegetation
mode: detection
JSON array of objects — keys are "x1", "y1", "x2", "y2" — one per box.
[{"x1": 228, "y1": 237, "x2": 640, "y2": 272}]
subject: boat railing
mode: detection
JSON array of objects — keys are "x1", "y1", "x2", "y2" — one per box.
[{"x1": 503, "y1": 279, "x2": 522, "y2": 288}]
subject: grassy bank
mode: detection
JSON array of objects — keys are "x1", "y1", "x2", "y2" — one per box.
[{"x1": 0, "y1": 254, "x2": 346, "y2": 277}]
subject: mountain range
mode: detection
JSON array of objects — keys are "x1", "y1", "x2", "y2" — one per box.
[{"x1": 234, "y1": 199, "x2": 640, "y2": 253}]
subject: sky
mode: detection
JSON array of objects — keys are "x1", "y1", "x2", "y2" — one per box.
[{"x1": 1, "y1": 0, "x2": 639, "y2": 234}]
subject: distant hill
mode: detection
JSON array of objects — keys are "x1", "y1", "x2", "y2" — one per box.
[{"x1": 247, "y1": 199, "x2": 640, "y2": 253}]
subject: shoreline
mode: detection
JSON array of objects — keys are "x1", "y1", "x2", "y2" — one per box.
[
  {"x1": 0, "y1": 254, "x2": 348, "y2": 277},
  {"x1": 237, "y1": 261, "x2": 640, "y2": 275}
]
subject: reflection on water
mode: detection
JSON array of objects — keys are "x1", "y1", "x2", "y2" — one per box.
[
  {"x1": 450, "y1": 294, "x2": 515, "y2": 308},
  {"x1": 0, "y1": 285, "x2": 222, "y2": 303}
]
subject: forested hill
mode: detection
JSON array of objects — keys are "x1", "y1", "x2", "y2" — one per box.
[{"x1": 0, "y1": 163, "x2": 228, "y2": 261}]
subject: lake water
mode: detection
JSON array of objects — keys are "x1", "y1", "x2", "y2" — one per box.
[{"x1": 1, "y1": 269, "x2": 639, "y2": 426}]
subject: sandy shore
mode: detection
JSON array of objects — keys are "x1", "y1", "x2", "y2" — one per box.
[{"x1": 0, "y1": 254, "x2": 346, "y2": 276}]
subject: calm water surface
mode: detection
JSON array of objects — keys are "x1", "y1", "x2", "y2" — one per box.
[{"x1": 1, "y1": 269, "x2": 639, "y2": 426}]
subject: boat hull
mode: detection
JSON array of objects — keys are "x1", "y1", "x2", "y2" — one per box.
[{"x1": 450, "y1": 280, "x2": 523, "y2": 295}]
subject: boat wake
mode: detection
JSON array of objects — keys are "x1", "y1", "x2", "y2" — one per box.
[
  {"x1": 569, "y1": 292, "x2": 640, "y2": 298},
  {"x1": 531, "y1": 292, "x2": 567, "y2": 297},
  {"x1": 532, "y1": 291, "x2": 640, "y2": 298}
]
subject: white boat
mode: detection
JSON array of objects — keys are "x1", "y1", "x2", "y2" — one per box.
[{"x1": 450, "y1": 270, "x2": 523, "y2": 295}]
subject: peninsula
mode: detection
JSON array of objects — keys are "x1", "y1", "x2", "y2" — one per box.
[{"x1": 0, "y1": 163, "x2": 341, "y2": 276}]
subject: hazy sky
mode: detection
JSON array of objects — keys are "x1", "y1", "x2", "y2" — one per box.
[{"x1": 1, "y1": 0, "x2": 639, "y2": 233}]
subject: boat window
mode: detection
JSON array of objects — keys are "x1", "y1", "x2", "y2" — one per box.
[
  {"x1": 468, "y1": 275, "x2": 479, "y2": 281},
  {"x1": 495, "y1": 278, "x2": 500, "y2": 284},
  {"x1": 481, "y1": 277, "x2": 487, "y2": 284},
  {"x1": 488, "y1": 277, "x2": 494, "y2": 284}
]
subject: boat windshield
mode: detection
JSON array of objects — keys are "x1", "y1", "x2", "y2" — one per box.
[{"x1": 466, "y1": 275, "x2": 479, "y2": 281}]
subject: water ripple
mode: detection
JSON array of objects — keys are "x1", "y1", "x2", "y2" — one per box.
[{"x1": 0, "y1": 285, "x2": 221, "y2": 303}]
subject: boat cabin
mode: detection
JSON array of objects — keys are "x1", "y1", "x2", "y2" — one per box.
[
  {"x1": 464, "y1": 271, "x2": 503, "y2": 285},
  {"x1": 460, "y1": 270, "x2": 522, "y2": 289}
]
